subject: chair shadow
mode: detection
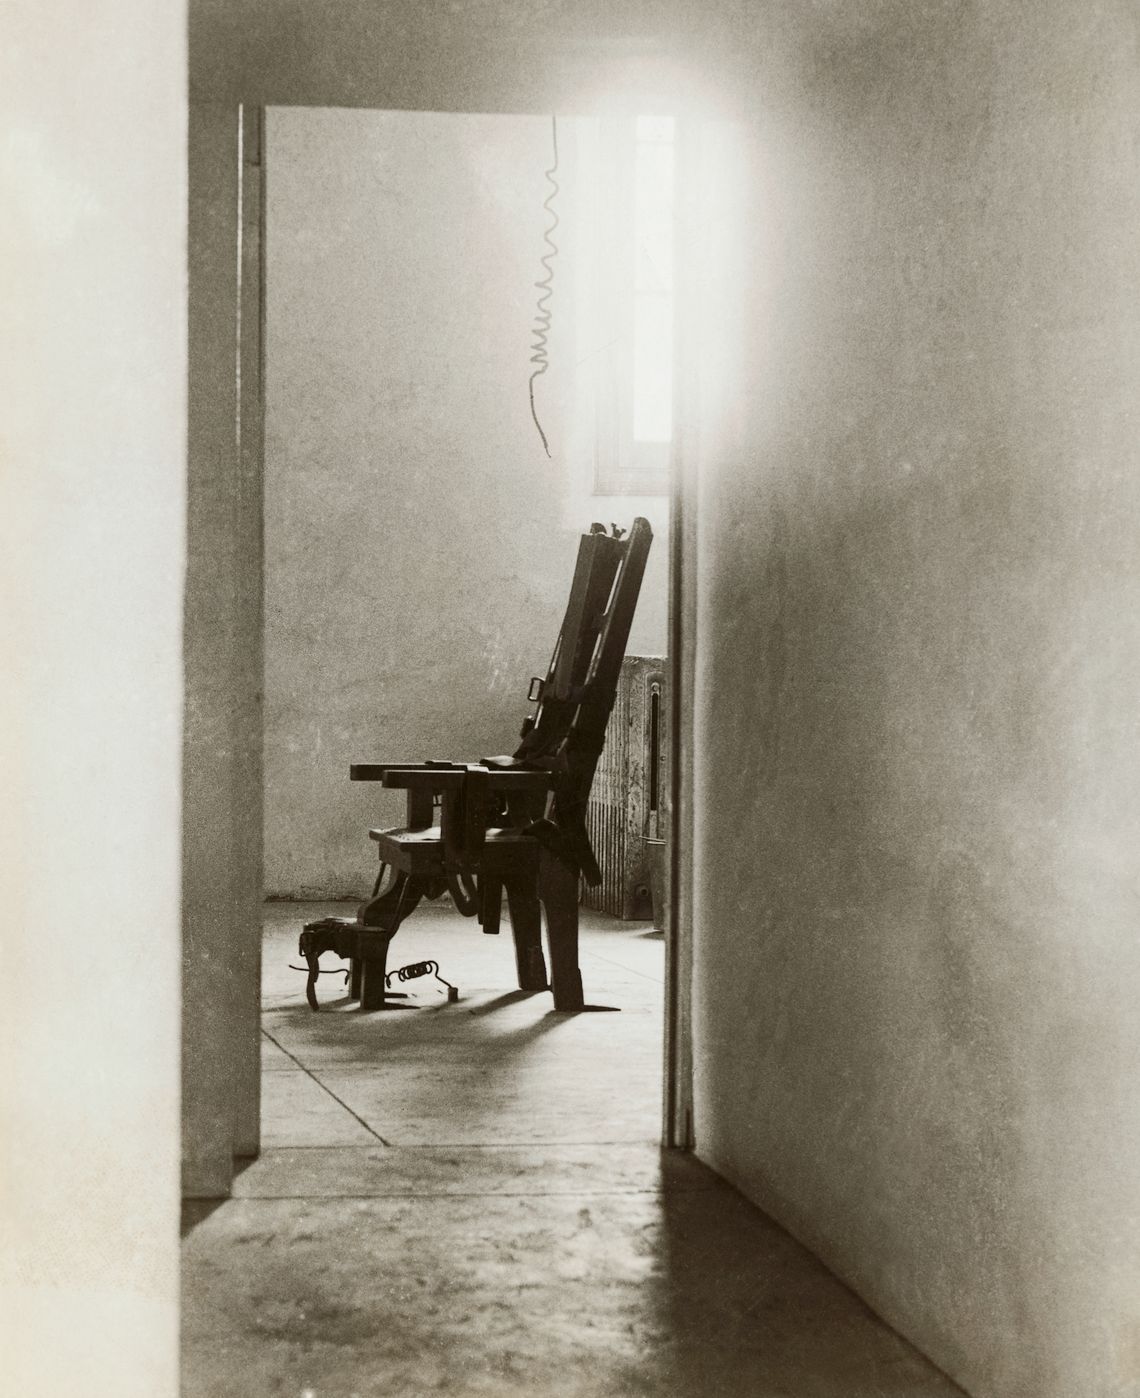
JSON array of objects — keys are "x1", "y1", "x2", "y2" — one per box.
[{"x1": 465, "y1": 989, "x2": 545, "y2": 1017}]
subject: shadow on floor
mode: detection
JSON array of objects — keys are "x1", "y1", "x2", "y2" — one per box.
[{"x1": 180, "y1": 902, "x2": 965, "y2": 1397}]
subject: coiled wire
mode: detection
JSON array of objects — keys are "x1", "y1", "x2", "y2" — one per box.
[
  {"x1": 528, "y1": 114, "x2": 559, "y2": 458},
  {"x1": 386, "y1": 959, "x2": 458, "y2": 1001}
]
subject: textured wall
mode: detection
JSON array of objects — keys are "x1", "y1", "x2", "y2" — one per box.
[
  {"x1": 692, "y1": 5, "x2": 1140, "y2": 1397},
  {"x1": 184, "y1": 102, "x2": 265, "y2": 1195},
  {"x1": 0, "y1": 0, "x2": 185, "y2": 1390},
  {"x1": 264, "y1": 108, "x2": 667, "y2": 897},
  {"x1": 190, "y1": 2, "x2": 1140, "y2": 1393}
]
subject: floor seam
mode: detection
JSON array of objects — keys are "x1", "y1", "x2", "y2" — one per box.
[
  {"x1": 228, "y1": 1188, "x2": 714, "y2": 1200},
  {"x1": 248, "y1": 1144, "x2": 664, "y2": 1152},
  {"x1": 261, "y1": 1028, "x2": 391, "y2": 1146},
  {"x1": 364, "y1": 1140, "x2": 661, "y2": 1148},
  {"x1": 261, "y1": 1141, "x2": 659, "y2": 1149},
  {"x1": 577, "y1": 948, "x2": 666, "y2": 985}
]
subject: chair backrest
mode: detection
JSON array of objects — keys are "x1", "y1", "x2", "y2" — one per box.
[{"x1": 512, "y1": 518, "x2": 653, "y2": 879}]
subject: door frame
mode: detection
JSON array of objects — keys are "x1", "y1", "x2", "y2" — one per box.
[{"x1": 185, "y1": 11, "x2": 702, "y2": 1193}]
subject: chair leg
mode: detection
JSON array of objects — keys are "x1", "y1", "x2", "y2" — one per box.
[
  {"x1": 357, "y1": 932, "x2": 395, "y2": 1011},
  {"x1": 355, "y1": 871, "x2": 425, "y2": 1010},
  {"x1": 349, "y1": 958, "x2": 363, "y2": 1001},
  {"x1": 538, "y1": 849, "x2": 584, "y2": 1011},
  {"x1": 505, "y1": 875, "x2": 548, "y2": 992},
  {"x1": 481, "y1": 876, "x2": 502, "y2": 935},
  {"x1": 358, "y1": 870, "x2": 425, "y2": 928}
]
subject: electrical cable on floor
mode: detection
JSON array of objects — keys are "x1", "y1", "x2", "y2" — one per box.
[
  {"x1": 527, "y1": 114, "x2": 560, "y2": 458},
  {"x1": 289, "y1": 957, "x2": 458, "y2": 1002},
  {"x1": 288, "y1": 961, "x2": 349, "y2": 986},
  {"x1": 387, "y1": 959, "x2": 459, "y2": 1002}
]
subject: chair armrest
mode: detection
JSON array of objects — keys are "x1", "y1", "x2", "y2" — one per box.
[
  {"x1": 381, "y1": 768, "x2": 466, "y2": 792},
  {"x1": 350, "y1": 762, "x2": 464, "y2": 782},
  {"x1": 352, "y1": 764, "x2": 549, "y2": 795}
]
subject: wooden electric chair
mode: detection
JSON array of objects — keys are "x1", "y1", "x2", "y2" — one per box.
[{"x1": 299, "y1": 517, "x2": 653, "y2": 1013}]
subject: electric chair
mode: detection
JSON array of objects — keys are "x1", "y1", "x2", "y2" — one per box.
[{"x1": 299, "y1": 517, "x2": 653, "y2": 1013}]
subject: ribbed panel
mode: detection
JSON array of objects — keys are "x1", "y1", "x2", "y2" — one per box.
[
  {"x1": 582, "y1": 655, "x2": 667, "y2": 919},
  {"x1": 583, "y1": 655, "x2": 628, "y2": 916}
]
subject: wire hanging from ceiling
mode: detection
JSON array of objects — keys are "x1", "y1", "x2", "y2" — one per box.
[{"x1": 527, "y1": 114, "x2": 559, "y2": 458}]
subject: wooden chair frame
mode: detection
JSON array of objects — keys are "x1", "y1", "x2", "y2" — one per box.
[{"x1": 299, "y1": 518, "x2": 652, "y2": 1012}]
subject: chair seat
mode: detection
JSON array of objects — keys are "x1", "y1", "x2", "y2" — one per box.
[
  {"x1": 369, "y1": 824, "x2": 540, "y2": 876},
  {"x1": 368, "y1": 824, "x2": 445, "y2": 845},
  {"x1": 368, "y1": 825, "x2": 537, "y2": 844}
]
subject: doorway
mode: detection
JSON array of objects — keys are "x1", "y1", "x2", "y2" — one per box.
[
  {"x1": 182, "y1": 70, "x2": 707, "y2": 1198},
  {"x1": 256, "y1": 105, "x2": 681, "y2": 1158}
]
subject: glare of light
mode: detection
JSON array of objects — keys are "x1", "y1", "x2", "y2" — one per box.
[{"x1": 632, "y1": 115, "x2": 675, "y2": 445}]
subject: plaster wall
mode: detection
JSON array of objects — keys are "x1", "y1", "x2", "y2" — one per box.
[
  {"x1": 0, "y1": 1, "x2": 185, "y2": 1390},
  {"x1": 691, "y1": 5, "x2": 1140, "y2": 1398},
  {"x1": 264, "y1": 108, "x2": 667, "y2": 897},
  {"x1": 187, "y1": 3, "x2": 1140, "y2": 1393},
  {"x1": 183, "y1": 103, "x2": 263, "y2": 1195}
]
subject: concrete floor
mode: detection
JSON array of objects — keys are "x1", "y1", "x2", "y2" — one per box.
[{"x1": 182, "y1": 901, "x2": 965, "y2": 1398}]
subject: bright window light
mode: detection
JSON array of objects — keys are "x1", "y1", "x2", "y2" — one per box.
[
  {"x1": 632, "y1": 116, "x2": 675, "y2": 445},
  {"x1": 581, "y1": 112, "x2": 675, "y2": 495}
]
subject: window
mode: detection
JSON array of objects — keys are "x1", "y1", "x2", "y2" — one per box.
[{"x1": 590, "y1": 115, "x2": 675, "y2": 496}]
